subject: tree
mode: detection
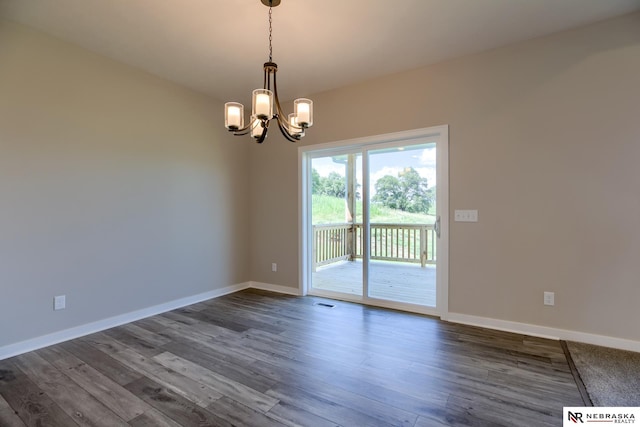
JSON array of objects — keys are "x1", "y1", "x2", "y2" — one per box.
[
  {"x1": 373, "y1": 167, "x2": 432, "y2": 213},
  {"x1": 399, "y1": 167, "x2": 430, "y2": 213},
  {"x1": 321, "y1": 172, "x2": 347, "y2": 198},
  {"x1": 311, "y1": 168, "x2": 322, "y2": 194},
  {"x1": 311, "y1": 168, "x2": 360, "y2": 199},
  {"x1": 373, "y1": 175, "x2": 403, "y2": 210},
  {"x1": 426, "y1": 185, "x2": 436, "y2": 214}
]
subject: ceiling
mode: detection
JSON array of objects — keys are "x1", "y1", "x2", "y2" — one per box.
[{"x1": 2, "y1": 0, "x2": 640, "y2": 105}]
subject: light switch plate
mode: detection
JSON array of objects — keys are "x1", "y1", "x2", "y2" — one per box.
[{"x1": 454, "y1": 210, "x2": 478, "y2": 222}]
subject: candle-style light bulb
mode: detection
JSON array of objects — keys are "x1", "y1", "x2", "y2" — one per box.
[
  {"x1": 225, "y1": 102, "x2": 244, "y2": 130},
  {"x1": 294, "y1": 99, "x2": 313, "y2": 127},
  {"x1": 253, "y1": 89, "x2": 273, "y2": 120},
  {"x1": 288, "y1": 113, "x2": 304, "y2": 138}
]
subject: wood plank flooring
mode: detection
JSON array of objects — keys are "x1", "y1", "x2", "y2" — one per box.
[{"x1": 0, "y1": 289, "x2": 585, "y2": 426}]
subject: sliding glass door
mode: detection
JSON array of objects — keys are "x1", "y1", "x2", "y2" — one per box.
[
  {"x1": 366, "y1": 143, "x2": 437, "y2": 306},
  {"x1": 301, "y1": 126, "x2": 448, "y2": 316},
  {"x1": 310, "y1": 153, "x2": 363, "y2": 296}
]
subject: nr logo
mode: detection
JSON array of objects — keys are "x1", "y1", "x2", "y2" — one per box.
[{"x1": 568, "y1": 411, "x2": 584, "y2": 423}]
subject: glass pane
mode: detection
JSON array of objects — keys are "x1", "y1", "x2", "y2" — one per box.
[
  {"x1": 367, "y1": 143, "x2": 437, "y2": 306},
  {"x1": 310, "y1": 154, "x2": 363, "y2": 296}
]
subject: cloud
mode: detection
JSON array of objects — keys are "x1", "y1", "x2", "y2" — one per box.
[
  {"x1": 371, "y1": 166, "x2": 403, "y2": 184},
  {"x1": 420, "y1": 147, "x2": 436, "y2": 167},
  {"x1": 414, "y1": 167, "x2": 437, "y2": 188},
  {"x1": 311, "y1": 159, "x2": 345, "y2": 177}
]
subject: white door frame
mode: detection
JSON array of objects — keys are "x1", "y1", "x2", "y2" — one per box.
[{"x1": 298, "y1": 125, "x2": 449, "y2": 319}]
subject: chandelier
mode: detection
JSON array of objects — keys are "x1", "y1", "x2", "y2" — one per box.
[{"x1": 224, "y1": 0, "x2": 313, "y2": 143}]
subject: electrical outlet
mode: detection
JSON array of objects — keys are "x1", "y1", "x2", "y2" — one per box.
[
  {"x1": 54, "y1": 295, "x2": 66, "y2": 311},
  {"x1": 271, "y1": 263, "x2": 277, "y2": 272},
  {"x1": 543, "y1": 292, "x2": 554, "y2": 306}
]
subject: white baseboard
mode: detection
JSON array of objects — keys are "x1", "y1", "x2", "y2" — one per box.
[
  {"x1": 447, "y1": 312, "x2": 640, "y2": 353},
  {"x1": 4, "y1": 284, "x2": 638, "y2": 360},
  {"x1": 0, "y1": 282, "x2": 250, "y2": 361},
  {"x1": 249, "y1": 281, "x2": 302, "y2": 296}
]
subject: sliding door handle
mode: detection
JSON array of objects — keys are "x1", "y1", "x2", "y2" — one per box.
[{"x1": 434, "y1": 216, "x2": 441, "y2": 238}]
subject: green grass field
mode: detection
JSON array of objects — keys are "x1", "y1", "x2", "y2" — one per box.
[{"x1": 312, "y1": 194, "x2": 435, "y2": 224}]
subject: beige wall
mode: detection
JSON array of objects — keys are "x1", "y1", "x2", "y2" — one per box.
[
  {"x1": 249, "y1": 13, "x2": 640, "y2": 341},
  {"x1": 0, "y1": 21, "x2": 249, "y2": 347},
  {"x1": 2, "y1": 11, "x2": 639, "y2": 350}
]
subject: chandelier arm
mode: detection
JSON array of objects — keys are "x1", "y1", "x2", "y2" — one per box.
[
  {"x1": 271, "y1": 71, "x2": 292, "y2": 128},
  {"x1": 272, "y1": 98, "x2": 302, "y2": 133},
  {"x1": 229, "y1": 120, "x2": 256, "y2": 135},
  {"x1": 270, "y1": 71, "x2": 303, "y2": 133},
  {"x1": 273, "y1": 99, "x2": 289, "y2": 128},
  {"x1": 276, "y1": 117, "x2": 300, "y2": 142}
]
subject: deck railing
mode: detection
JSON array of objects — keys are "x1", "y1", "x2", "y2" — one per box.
[
  {"x1": 313, "y1": 224, "x2": 353, "y2": 268},
  {"x1": 313, "y1": 223, "x2": 436, "y2": 270}
]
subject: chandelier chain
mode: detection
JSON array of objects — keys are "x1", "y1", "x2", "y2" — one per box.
[{"x1": 268, "y1": 6, "x2": 273, "y2": 62}]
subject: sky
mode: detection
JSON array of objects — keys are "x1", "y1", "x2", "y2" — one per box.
[{"x1": 311, "y1": 143, "x2": 436, "y2": 196}]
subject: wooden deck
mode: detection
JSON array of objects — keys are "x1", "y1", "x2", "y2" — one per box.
[{"x1": 312, "y1": 260, "x2": 436, "y2": 307}]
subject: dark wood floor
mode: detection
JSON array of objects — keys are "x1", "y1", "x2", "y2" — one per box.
[{"x1": 0, "y1": 289, "x2": 585, "y2": 426}]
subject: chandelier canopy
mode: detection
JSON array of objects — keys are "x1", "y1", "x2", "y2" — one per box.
[{"x1": 224, "y1": 0, "x2": 313, "y2": 144}]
